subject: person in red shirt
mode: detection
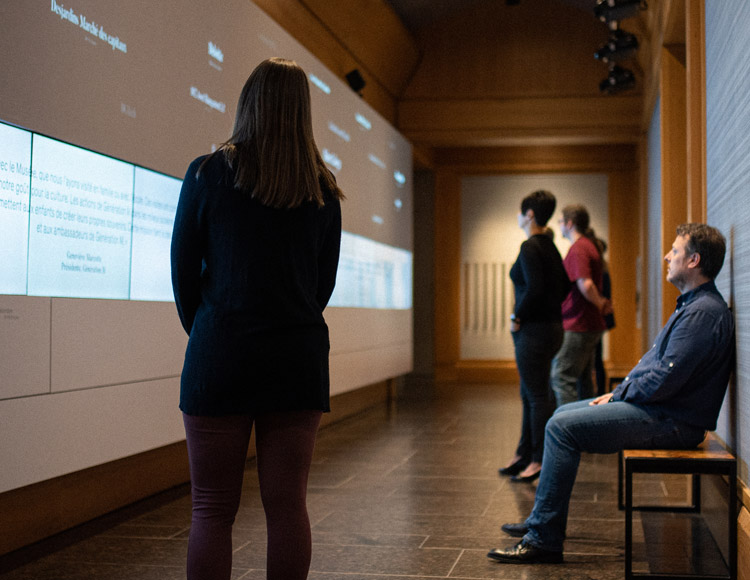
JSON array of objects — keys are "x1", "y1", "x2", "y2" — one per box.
[{"x1": 550, "y1": 205, "x2": 612, "y2": 406}]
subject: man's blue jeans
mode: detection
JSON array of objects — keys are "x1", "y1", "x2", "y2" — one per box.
[
  {"x1": 551, "y1": 331, "x2": 602, "y2": 406},
  {"x1": 523, "y1": 399, "x2": 706, "y2": 552}
]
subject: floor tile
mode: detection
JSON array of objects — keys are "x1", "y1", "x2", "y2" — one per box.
[{"x1": 0, "y1": 382, "x2": 730, "y2": 579}]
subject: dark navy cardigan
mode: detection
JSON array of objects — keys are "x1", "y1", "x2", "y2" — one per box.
[{"x1": 171, "y1": 154, "x2": 342, "y2": 416}]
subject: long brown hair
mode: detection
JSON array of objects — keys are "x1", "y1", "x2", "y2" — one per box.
[{"x1": 205, "y1": 58, "x2": 343, "y2": 209}]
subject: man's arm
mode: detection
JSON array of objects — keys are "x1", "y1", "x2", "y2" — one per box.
[
  {"x1": 610, "y1": 309, "x2": 720, "y2": 404},
  {"x1": 577, "y1": 278, "x2": 613, "y2": 315}
]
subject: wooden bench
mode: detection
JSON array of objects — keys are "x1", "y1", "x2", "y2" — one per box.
[{"x1": 617, "y1": 434, "x2": 737, "y2": 580}]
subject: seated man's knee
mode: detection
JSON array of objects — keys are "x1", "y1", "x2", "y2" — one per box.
[
  {"x1": 545, "y1": 412, "x2": 565, "y2": 439},
  {"x1": 545, "y1": 405, "x2": 589, "y2": 443}
]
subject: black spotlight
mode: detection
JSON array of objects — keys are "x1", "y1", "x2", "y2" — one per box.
[
  {"x1": 345, "y1": 69, "x2": 366, "y2": 96},
  {"x1": 599, "y1": 65, "x2": 635, "y2": 94},
  {"x1": 594, "y1": 0, "x2": 646, "y2": 23},
  {"x1": 594, "y1": 29, "x2": 639, "y2": 63}
]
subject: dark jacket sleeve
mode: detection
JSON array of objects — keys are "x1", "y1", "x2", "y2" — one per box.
[
  {"x1": 170, "y1": 158, "x2": 206, "y2": 335},
  {"x1": 316, "y1": 197, "x2": 342, "y2": 309}
]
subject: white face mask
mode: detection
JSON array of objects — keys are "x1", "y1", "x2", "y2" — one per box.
[{"x1": 518, "y1": 212, "x2": 529, "y2": 229}]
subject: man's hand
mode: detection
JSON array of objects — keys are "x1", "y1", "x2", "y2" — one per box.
[
  {"x1": 577, "y1": 278, "x2": 613, "y2": 315},
  {"x1": 589, "y1": 393, "x2": 614, "y2": 406}
]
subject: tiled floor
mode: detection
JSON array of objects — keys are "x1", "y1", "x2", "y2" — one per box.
[{"x1": 0, "y1": 382, "x2": 727, "y2": 579}]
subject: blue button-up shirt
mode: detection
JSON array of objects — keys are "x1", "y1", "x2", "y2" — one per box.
[{"x1": 610, "y1": 281, "x2": 734, "y2": 430}]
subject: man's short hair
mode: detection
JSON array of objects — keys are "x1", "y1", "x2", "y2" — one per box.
[
  {"x1": 521, "y1": 190, "x2": 556, "y2": 226},
  {"x1": 676, "y1": 223, "x2": 726, "y2": 280}
]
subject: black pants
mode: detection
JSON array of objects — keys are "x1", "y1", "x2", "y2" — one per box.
[{"x1": 512, "y1": 321, "x2": 564, "y2": 464}]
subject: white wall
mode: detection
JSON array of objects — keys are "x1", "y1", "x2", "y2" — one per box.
[{"x1": 0, "y1": 297, "x2": 187, "y2": 493}]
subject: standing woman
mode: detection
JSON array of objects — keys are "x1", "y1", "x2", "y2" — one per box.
[
  {"x1": 499, "y1": 190, "x2": 570, "y2": 483},
  {"x1": 171, "y1": 58, "x2": 344, "y2": 580}
]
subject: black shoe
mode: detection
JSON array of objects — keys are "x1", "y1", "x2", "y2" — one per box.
[
  {"x1": 510, "y1": 469, "x2": 541, "y2": 483},
  {"x1": 487, "y1": 540, "x2": 563, "y2": 564},
  {"x1": 501, "y1": 522, "x2": 528, "y2": 537},
  {"x1": 498, "y1": 459, "x2": 527, "y2": 476}
]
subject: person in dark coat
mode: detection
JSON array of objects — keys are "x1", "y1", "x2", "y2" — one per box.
[
  {"x1": 499, "y1": 190, "x2": 571, "y2": 483},
  {"x1": 171, "y1": 57, "x2": 344, "y2": 580}
]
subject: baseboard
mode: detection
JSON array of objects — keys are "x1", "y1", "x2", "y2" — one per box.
[
  {"x1": 438, "y1": 359, "x2": 629, "y2": 386},
  {"x1": 739, "y1": 483, "x2": 750, "y2": 580},
  {"x1": 0, "y1": 379, "x2": 393, "y2": 557},
  {"x1": 0, "y1": 440, "x2": 190, "y2": 557},
  {"x1": 442, "y1": 360, "x2": 519, "y2": 384}
]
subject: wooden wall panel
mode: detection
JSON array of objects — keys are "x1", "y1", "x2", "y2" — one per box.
[
  {"x1": 607, "y1": 170, "x2": 641, "y2": 375},
  {"x1": 740, "y1": 505, "x2": 750, "y2": 580},
  {"x1": 637, "y1": 0, "x2": 669, "y2": 130},
  {"x1": 433, "y1": 169, "x2": 462, "y2": 381},
  {"x1": 659, "y1": 46, "x2": 687, "y2": 324},
  {"x1": 637, "y1": 137, "x2": 650, "y2": 359},
  {"x1": 686, "y1": 0, "x2": 707, "y2": 223},
  {"x1": 0, "y1": 441, "x2": 189, "y2": 557}
]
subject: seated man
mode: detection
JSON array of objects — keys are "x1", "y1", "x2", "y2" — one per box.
[{"x1": 488, "y1": 223, "x2": 735, "y2": 564}]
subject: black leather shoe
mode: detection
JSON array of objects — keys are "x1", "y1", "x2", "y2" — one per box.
[
  {"x1": 510, "y1": 469, "x2": 541, "y2": 483},
  {"x1": 498, "y1": 459, "x2": 527, "y2": 476},
  {"x1": 501, "y1": 522, "x2": 528, "y2": 537},
  {"x1": 487, "y1": 540, "x2": 563, "y2": 564}
]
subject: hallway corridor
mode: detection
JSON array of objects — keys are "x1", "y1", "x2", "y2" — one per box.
[{"x1": 0, "y1": 383, "x2": 722, "y2": 579}]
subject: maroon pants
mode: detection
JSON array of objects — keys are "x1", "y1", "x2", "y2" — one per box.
[{"x1": 182, "y1": 410, "x2": 322, "y2": 580}]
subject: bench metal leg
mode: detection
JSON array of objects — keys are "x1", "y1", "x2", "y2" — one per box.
[
  {"x1": 625, "y1": 460, "x2": 634, "y2": 579},
  {"x1": 691, "y1": 472, "x2": 701, "y2": 512},
  {"x1": 623, "y1": 457, "x2": 736, "y2": 580},
  {"x1": 620, "y1": 454, "x2": 701, "y2": 513},
  {"x1": 618, "y1": 449, "x2": 624, "y2": 510}
]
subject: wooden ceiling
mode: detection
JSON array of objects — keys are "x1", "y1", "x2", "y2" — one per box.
[
  {"x1": 382, "y1": 0, "x2": 650, "y2": 154},
  {"x1": 384, "y1": 0, "x2": 602, "y2": 35},
  {"x1": 256, "y1": 0, "x2": 661, "y2": 157}
]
